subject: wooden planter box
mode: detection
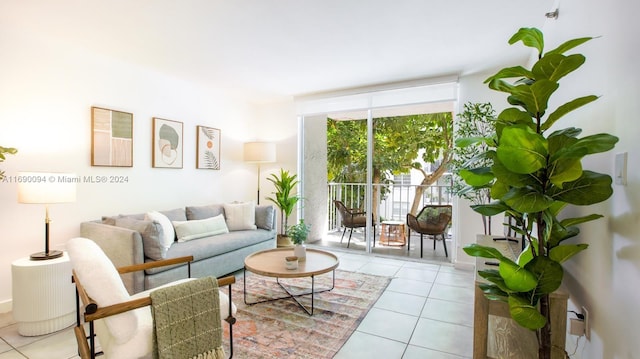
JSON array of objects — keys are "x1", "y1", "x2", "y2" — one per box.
[{"x1": 472, "y1": 235, "x2": 569, "y2": 359}]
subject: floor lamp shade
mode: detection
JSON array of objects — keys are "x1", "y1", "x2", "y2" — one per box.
[
  {"x1": 243, "y1": 142, "x2": 276, "y2": 163},
  {"x1": 244, "y1": 142, "x2": 276, "y2": 204},
  {"x1": 18, "y1": 172, "x2": 77, "y2": 260}
]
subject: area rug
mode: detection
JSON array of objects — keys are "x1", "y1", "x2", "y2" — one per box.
[{"x1": 222, "y1": 270, "x2": 390, "y2": 358}]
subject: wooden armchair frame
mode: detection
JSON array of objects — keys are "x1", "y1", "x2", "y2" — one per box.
[{"x1": 72, "y1": 255, "x2": 236, "y2": 359}]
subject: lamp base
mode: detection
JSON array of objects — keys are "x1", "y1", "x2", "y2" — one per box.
[{"x1": 30, "y1": 250, "x2": 63, "y2": 261}]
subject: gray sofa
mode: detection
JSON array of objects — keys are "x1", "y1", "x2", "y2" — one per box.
[{"x1": 80, "y1": 203, "x2": 276, "y2": 294}]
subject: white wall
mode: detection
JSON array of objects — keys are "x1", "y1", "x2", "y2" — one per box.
[
  {"x1": 0, "y1": 18, "x2": 297, "y2": 309},
  {"x1": 541, "y1": 0, "x2": 640, "y2": 357},
  {"x1": 459, "y1": 0, "x2": 640, "y2": 357}
]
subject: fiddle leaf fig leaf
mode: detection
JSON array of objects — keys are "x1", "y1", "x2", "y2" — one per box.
[
  {"x1": 509, "y1": 295, "x2": 547, "y2": 330},
  {"x1": 542, "y1": 95, "x2": 598, "y2": 131},
  {"x1": 532, "y1": 53, "x2": 585, "y2": 82},
  {"x1": 503, "y1": 187, "x2": 555, "y2": 213},
  {"x1": 459, "y1": 168, "x2": 494, "y2": 186},
  {"x1": 509, "y1": 27, "x2": 545, "y2": 56},
  {"x1": 525, "y1": 256, "x2": 564, "y2": 294},
  {"x1": 463, "y1": 244, "x2": 507, "y2": 260},
  {"x1": 559, "y1": 214, "x2": 603, "y2": 227},
  {"x1": 484, "y1": 66, "x2": 534, "y2": 83},
  {"x1": 508, "y1": 79, "x2": 559, "y2": 116},
  {"x1": 546, "y1": 37, "x2": 593, "y2": 56},
  {"x1": 497, "y1": 127, "x2": 548, "y2": 174},
  {"x1": 471, "y1": 202, "x2": 509, "y2": 217},
  {"x1": 549, "y1": 170, "x2": 613, "y2": 205},
  {"x1": 499, "y1": 260, "x2": 538, "y2": 292},
  {"x1": 549, "y1": 244, "x2": 588, "y2": 263}
]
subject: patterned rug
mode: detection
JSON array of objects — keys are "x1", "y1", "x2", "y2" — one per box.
[{"x1": 222, "y1": 270, "x2": 391, "y2": 358}]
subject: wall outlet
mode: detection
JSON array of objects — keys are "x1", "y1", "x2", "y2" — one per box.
[{"x1": 582, "y1": 306, "x2": 590, "y2": 340}]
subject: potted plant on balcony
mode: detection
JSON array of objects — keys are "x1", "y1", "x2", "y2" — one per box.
[
  {"x1": 287, "y1": 219, "x2": 310, "y2": 261},
  {"x1": 459, "y1": 28, "x2": 618, "y2": 358},
  {"x1": 266, "y1": 169, "x2": 300, "y2": 247}
]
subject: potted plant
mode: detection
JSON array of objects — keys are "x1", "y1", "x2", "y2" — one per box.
[
  {"x1": 266, "y1": 169, "x2": 300, "y2": 247},
  {"x1": 0, "y1": 146, "x2": 17, "y2": 181},
  {"x1": 459, "y1": 28, "x2": 618, "y2": 359},
  {"x1": 287, "y1": 219, "x2": 310, "y2": 261},
  {"x1": 450, "y1": 102, "x2": 497, "y2": 235}
]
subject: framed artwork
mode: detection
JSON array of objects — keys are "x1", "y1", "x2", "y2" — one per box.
[
  {"x1": 91, "y1": 106, "x2": 133, "y2": 167},
  {"x1": 152, "y1": 118, "x2": 183, "y2": 168},
  {"x1": 196, "y1": 125, "x2": 221, "y2": 170}
]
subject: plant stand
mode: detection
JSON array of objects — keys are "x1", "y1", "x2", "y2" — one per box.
[{"x1": 472, "y1": 235, "x2": 569, "y2": 358}]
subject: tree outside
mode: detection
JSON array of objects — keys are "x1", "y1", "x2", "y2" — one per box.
[{"x1": 327, "y1": 112, "x2": 453, "y2": 220}]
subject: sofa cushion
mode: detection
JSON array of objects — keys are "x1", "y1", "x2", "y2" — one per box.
[
  {"x1": 115, "y1": 217, "x2": 167, "y2": 260},
  {"x1": 224, "y1": 202, "x2": 257, "y2": 231},
  {"x1": 255, "y1": 205, "x2": 275, "y2": 230},
  {"x1": 66, "y1": 237, "x2": 138, "y2": 345},
  {"x1": 146, "y1": 229, "x2": 275, "y2": 275},
  {"x1": 144, "y1": 211, "x2": 175, "y2": 250},
  {"x1": 173, "y1": 214, "x2": 229, "y2": 242},
  {"x1": 185, "y1": 204, "x2": 225, "y2": 220}
]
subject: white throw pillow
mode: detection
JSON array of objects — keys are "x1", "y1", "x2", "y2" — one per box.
[
  {"x1": 172, "y1": 214, "x2": 229, "y2": 242},
  {"x1": 144, "y1": 211, "x2": 175, "y2": 250},
  {"x1": 223, "y1": 201, "x2": 257, "y2": 231},
  {"x1": 66, "y1": 237, "x2": 138, "y2": 345}
]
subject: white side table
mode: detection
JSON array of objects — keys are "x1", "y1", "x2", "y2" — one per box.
[{"x1": 11, "y1": 252, "x2": 76, "y2": 336}]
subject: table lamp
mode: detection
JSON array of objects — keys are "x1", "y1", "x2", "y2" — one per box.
[
  {"x1": 18, "y1": 172, "x2": 77, "y2": 260},
  {"x1": 243, "y1": 142, "x2": 276, "y2": 204}
]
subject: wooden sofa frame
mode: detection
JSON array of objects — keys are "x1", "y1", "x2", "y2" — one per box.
[{"x1": 72, "y1": 255, "x2": 236, "y2": 359}]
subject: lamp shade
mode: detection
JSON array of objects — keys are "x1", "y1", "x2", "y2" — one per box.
[
  {"x1": 17, "y1": 172, "x2": 77, "y2": 204},
  {"x1": 243, "y1": 142, "x2": 276, "y2": 163}
]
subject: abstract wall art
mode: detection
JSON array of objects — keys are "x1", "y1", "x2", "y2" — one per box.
[
  {"x1": 91, "y1": 106, "x2": 133, "y2": 167},
  {"x1": 196, "y1": 125, "x2": 220, "y2": 170},
  {"x1": 152, "y1": 118, "x2": 183, "y2": 168}
]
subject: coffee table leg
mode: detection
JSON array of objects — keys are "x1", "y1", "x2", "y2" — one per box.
[{"x1": 244, "y1": 270, "x2": 336, "y2": 316}]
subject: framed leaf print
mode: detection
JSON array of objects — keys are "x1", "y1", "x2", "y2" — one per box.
[
  {"x1": 91, "y1": 106, "x2": 133, "y2": 167},
  {"x1": 152, "y1": 118, "x2": 183, "y2": 168},
  {"x1": 196, "y1": 125, "x2": 221, "y2": 170}
]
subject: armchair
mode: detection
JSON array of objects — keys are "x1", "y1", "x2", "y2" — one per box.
[
  {"x1": 67, "y1": 237, "x2": 236, "y2": 359},
  {"x1": 333, "y1": 200, "x2": 376, "y2": 248},
  {"x1": 406, "y1": 204, "x2": 452, "y2": 258}
]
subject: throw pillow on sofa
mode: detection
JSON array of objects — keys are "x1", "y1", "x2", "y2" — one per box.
[
  {"x1": 255, "y1": 205, "x2": 275, "y2": 230},
  {"x1": 173, "y1": 214, "x2": 229, "y2": 242},
  {"x1": 185, "y1": 204, "x2": 225, "y2": 220},
  {"x1": 144, "y1": 211, "x2": 175, "y2": 250},
  {"x1": 223, "y1": 202, "x2": 257, "y2": 231},
  {"x1": 115, "y1": 217, "x2": 168, "y2": 260}
]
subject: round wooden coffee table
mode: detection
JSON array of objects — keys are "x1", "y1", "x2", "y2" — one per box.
[{"x1": 243, "y1": 248, "x2": 339, "y2": 315}]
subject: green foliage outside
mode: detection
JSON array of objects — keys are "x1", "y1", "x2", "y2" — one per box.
[
  {"x1": 327, "y1": 112, "x2": 453, "y2": 216},
  {"x1": 458, "y1": 28, "x2": 618, "y2": 358}
]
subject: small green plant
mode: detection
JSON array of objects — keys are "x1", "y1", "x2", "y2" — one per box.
[
  {"x1": 0, "y1": 146, "x2": 18, "y2": 181},
  {"x1": 266, "y1": 169, "x2": 300, "y2": 236},
  {"x1": 286, "y1": 219, "x2": 310, "y2": 245}
]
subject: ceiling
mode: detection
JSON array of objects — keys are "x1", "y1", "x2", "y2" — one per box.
[{"x1": 8, "y1": 0, "x2": 557, "y2": 103}]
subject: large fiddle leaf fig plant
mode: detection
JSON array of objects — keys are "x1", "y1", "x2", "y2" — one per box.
[{"x1": 460, "y1": 28, "x2": 618, "y2": 358}]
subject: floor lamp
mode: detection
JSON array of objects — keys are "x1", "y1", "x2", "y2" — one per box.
[
  {"x1": 18, "y1": 172, "x2": 77, "y2": 260},
  {"x1": 243, "y1": 142, "x2": 276, "y2": 205}
]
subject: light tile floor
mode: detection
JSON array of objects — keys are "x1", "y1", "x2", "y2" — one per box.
[{"x1": 0, "y1": 248, "x2": 474, "y2": 359}]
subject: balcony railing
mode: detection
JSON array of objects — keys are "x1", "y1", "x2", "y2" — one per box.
[{"x1": 327, "y1": 181, "x2": 453, "y2": 231}]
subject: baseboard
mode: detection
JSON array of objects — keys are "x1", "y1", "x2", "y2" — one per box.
[{"x1": 0, "y1": 299, "x2": 12, "y2": 314}]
